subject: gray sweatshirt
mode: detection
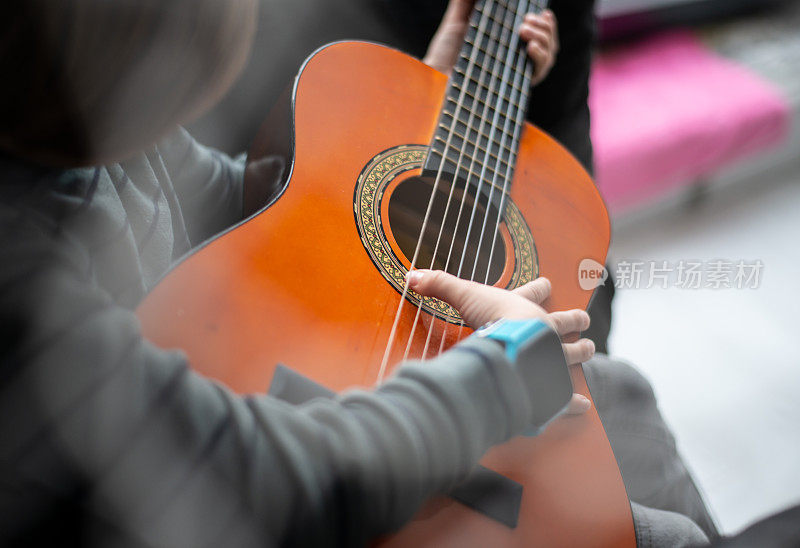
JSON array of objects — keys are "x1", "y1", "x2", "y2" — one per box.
[{"x1": 0, "y1": 129, "x2": 533, "y2": 547}]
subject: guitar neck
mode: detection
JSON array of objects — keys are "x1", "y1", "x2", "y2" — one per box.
[{"x1": 424, "y1": 0, "x2": 547, "y2": 204}]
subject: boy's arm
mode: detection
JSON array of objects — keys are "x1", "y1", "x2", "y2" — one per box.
[
  {"x1": 156, "y1": 127, "x2": 267, "y2": 246},
  {"x1": 0, "y1": 224, "x2": 533, "y2": 546}
]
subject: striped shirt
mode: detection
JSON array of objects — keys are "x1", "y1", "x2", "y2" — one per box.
[{"x1": 0, "y1": 128, "x2": 532, "y2": 547}]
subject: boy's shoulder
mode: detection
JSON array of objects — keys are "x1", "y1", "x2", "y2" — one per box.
[{"x1": 0, "y1": 173, "x2": 90, "y2": 290}]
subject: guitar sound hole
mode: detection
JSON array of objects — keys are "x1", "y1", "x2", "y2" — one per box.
[{"x1": 387, "y1": 175, "x2": 506, "y2": 286}]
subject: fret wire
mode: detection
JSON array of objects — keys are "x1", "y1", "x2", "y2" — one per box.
[
  {"x1": 448, "y1": 4, "x2": 532, "y2": 186},
  {"x1": 439, "y1": 104, "x2": 517, "y2": 136},
  {"x1": 473, "y1": 0, "x2": 546, "y2": 35},
  {"x1": 448, "y1": 74, "x2": 526, "y2": 112},
  {"x1": 465, "y1": 8, "x2": 531, "y2": 281},
  {"x1": 431, "y1": 0, "x2": 516, "y2": 187},
  {"x1": 468, "y1": 10, "x2": 517, "y2": 37},
  {"x1": 459, "y1": 14, "x2": 519, "y2": 71},
  {"x1": 428, "y1": 0, "x2": 511, "y2": 172},
  {"x1": 458, "y1": 39, "x2": 518, "y2": 73},
  {"x1": 439, "y1": 108, "x2": 518, "y2": 149},
  {"x1": 424, "y1": 0, "x2": 518, "y2": 222},
  {"x1": 465, "y1": 0, "x2": 540, "y2": 64},
  {"x1": 452, "y1": 65, "x2": 527, "y2": 98},
  {"x1": 433, "y1": 127, "x2": 518, "y2": 165},
  {"x1": 424, "y1": 26, "x2": 524, "y2": 194},
  {"x1": 474, "y1": 0, "x2": 517, "y2": 26},
  {"x1": 426, "y1": 12, "x2": 516, "y2": 198},
  {"x1": 444, "y1": 94, "x2": 518, "y2": 127},
  {"x1": 430, "y1": 109, "x2": 528, "y2": 190},
  {"x1": 426, "y1": 0, "x2": 539, "y2": 185},
  {"x1": 446, "y1": 87, "x2": 514, "y2": 111},
  {"x1": 433, "y1": 133, "x2": 517, "y2": 168},
  {"x1": 478, "y1": 0, "x2": 514, "y2": 11},
  {"x1": 471, "y1": 2, "x2": 510, "y2": 52},
  {"x1": 469, "y1": 0, "x2": 549, "y2": 60},
  {"x1": 426, "y1": 150, "x2": 513, "y2": 197},
  {"x1": 433, "y1": 1, "x2": 515, "y2": 165},
  {"x1": 454, "y1": 3, "x2": 520, "y2": 258},
  {"x1": 429, "y1": 143, "x2": 520, "y2": 183},
  {"x1": 430, "y1": 148, "x2": 516, "y2": 185}
]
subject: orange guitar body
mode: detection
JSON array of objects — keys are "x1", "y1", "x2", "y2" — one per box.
[{"x1": 137, "y1": 42, "x2": 634, "y2": 546}]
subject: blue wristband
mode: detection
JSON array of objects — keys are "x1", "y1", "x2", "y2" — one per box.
[{"x1": 475, "y1": 318, "x2": 573, "y2": 431}]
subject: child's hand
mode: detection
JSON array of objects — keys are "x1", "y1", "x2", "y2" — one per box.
[
  {"x1": 519, "y1": 10, "x2": 559, "y2": 85},
  {"x1": 406, "y1": 270, "x2": 595, "y2": 367},
  {"x1": 423, "y1": 0, "x2": 475, "y2": 76},
  {"x1": 407, "y1": 269, "x2": 594, "y2": 415},
  {"x1": 424, "y1": 0, "x2": 559, "y2": 86}
]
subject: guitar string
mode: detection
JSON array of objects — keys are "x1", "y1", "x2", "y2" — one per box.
[
  {"x1": 380, "y1": 0, "x2": 540, "y2": 376},
  {"x1": 418, "y1": 2, "x2": 524, "y2": 360},
  {"x1": 450, "y1": 0, "x2": 545, "y2": 348},
  {"x1": 481, "y1": 50, "x2": 535, "y2": 287},
  {"x1": 478, "y1": 1, "x2": 544, "y2": 290},
  {"x1": 401, "y1": 1, "x2": 512, "y2": 362},
  {"x1": 375, "y1": 0, "x2": 498, "y2": 383},
  {"x1": 450, "y1": 22, "x2": 534, "y2": 345},
  {"x1": 467, "y1": 4, "x2": 535, "y2": 284},
  {"x1": 433, "y1": 0, "x2": 533, "y2": 356},
  {"x1": 450, "y1": 0, "x2": 544, "y2": 348}
]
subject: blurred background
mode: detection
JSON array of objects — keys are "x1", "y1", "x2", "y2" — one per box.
[{"x1": 188, "y1": 0, "x2": 800, "y2": 536}]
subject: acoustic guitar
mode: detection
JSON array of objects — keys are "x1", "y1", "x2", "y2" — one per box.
[{"x1": 137, "y1": 0, "x2": 634, "y2": 545}]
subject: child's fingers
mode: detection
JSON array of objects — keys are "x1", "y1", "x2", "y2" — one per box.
[
  {"x1": 563, "y1": 338, "x2": 596, "y2": 365},
  {"x1": 548, "y1": 10, "x2": 560, "y2": 52},
  {"x1": 564, "y1": 393, "x2": 592, "y2": 415},
  {"x1": 522, "y1": 10, "x2": 559, "y2": 53},
  {"x1": 545, "y1": 310, "x2": 591, "y2": 337},
  {"x1": 446, "y1": 0, "x2": 478, "y2": 23},
  {"x1": 523, "y1": 12, "x2": 552, "y2": 29},
  {"x1": 511, "y1": 277, "x2": 551, "y2": 305},
  {"x1": 519, "y1": 24, "x2": 552, "y2": 51},
  {"x1": 526, "y1": 40, "x2": 553, "y2": 81}
]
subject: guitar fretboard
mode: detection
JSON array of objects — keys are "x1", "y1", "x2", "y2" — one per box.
[{"x1": 424, "y1": 0, "x2": 546, "y2": 208}]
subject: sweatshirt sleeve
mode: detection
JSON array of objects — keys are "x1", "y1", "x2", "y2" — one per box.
[
  {"x1": 155, "y1": 127, "x2": 248, "y2": 245},
  {"x1": 0, "y1": 223, "x2": 534, "y2": 547}
]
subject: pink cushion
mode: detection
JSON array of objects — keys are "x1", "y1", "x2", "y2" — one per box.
[{"x1": 589, "y1": 30, "x2": 791, "y2": 212}]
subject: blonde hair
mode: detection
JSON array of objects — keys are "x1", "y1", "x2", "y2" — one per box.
[{"x1": 0, "y1": 0, "x2": 258, "y2": 166}]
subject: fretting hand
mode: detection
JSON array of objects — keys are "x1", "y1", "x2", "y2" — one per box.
[{"x1": 423, "y1": 0, "x2": 559, "y2": 86}]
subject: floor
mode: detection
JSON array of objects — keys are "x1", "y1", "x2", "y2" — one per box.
[{"x1": 607, "y1": 154, "x2": 800, "y2": 535}]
